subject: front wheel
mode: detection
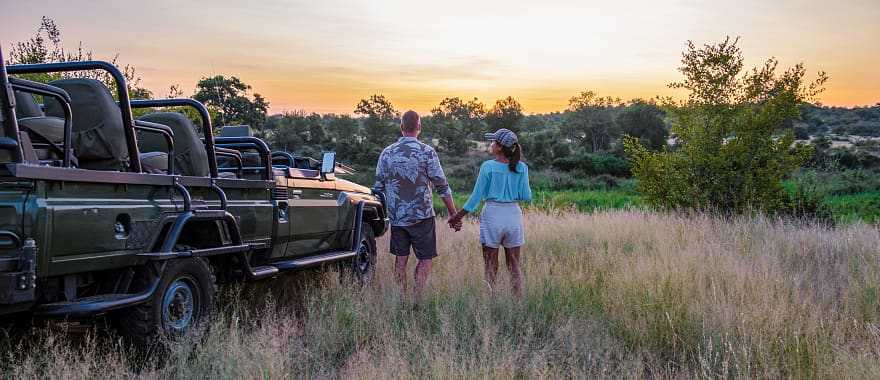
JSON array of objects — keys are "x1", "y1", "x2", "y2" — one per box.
[
  {"x1": 118, "y1": 257, "x2": 216, "y2": 347},
  {"x1": 342, "y1": 222, "x2": 377, "y2": 287}
]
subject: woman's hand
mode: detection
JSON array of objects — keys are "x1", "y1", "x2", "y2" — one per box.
[
  {"x1": 447, "y1": 216, "x2": 462, "y2": 231},
  {"x1": 447, "y1": 209, "x2": 468, "y2": 231}
]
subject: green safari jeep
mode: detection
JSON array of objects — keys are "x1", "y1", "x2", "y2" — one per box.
[{"x1": 0, "y1": 50, "x2": 388, "y2": 344}]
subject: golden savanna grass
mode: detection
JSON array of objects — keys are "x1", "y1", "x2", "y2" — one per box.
[{"x1": 2, "y1": 210, "x2": 880, "y2": 378}]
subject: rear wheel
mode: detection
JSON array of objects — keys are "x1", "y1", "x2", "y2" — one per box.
[
  {"x1": 343, "y1": 222, "x2": 377, "y2": 287},
  {"x1": 118, "y1": 256, "x2": 216, "y2": 347}
]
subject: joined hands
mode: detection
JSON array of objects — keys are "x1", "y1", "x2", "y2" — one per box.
[{"x1": 447, "y1": 209, "x2": 466, "y2": 232}]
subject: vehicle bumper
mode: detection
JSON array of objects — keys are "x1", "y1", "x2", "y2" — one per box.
[
  {"x1": 0, "y1": 239, "x2": 37, "y2": 313},
  {"x1": 371, "y1": 188, "x2": 390, "y2": 236}
]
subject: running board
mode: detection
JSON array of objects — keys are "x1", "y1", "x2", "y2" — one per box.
[
  {"x1": 273, "y1": 251, "x2": 357, "y2": 271},
  {"x1": 34, "y1": 275, "x2": 161, "y2": 317}
]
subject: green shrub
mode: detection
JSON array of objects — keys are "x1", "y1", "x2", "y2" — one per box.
[
  {"x1": 624, "y1": 37, "x2": 824, "y2": 214},
  {"x1": 551, "y1": 153, "x2": 630, "y2": 177},
  {"x1": 782, "y1": 171, "x2": 834, "y2": 223}
]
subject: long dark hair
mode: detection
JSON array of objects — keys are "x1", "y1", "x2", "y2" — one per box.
[{"x1": 500, "y1": 143, "x2": 522, "y2": 173}]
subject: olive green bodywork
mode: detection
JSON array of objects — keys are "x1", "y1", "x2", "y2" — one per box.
[
  {"x1": 0, "y1": 57, "x2": 388, "y2": 318},
  {"x1": 0, "y1": 160, "x2": 387, "y2": 317}
]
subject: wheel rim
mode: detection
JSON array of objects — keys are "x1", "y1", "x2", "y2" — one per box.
[
  {"x1": 162, "y1": 277, "x2": 197, "y2": 333},
  {"x1": 355, "y1": 239, "x2": 372, "y2": 274}
]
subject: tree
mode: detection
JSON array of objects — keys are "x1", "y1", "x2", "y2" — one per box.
[
  {"x1": 354, "y1": 94, "x2": 399, "y2": 156},
  {"x1": 193, "y1": 75, "x2": 269, "y2": 130},
  {"x1": 486, "y1": 96, "x2": 524, "y2": 133},
  {"x1": 430, "y1": 97, "x2": 485, "y2": 154},
  {"x1": 8, "y1": 16, "x2": 152, "y2": 99},
  {"x1": 617, "y1": 100, "x2": 668, "y2": 150},
  {"x1": 325, "y1": 114, "x2": 362, "y2": 160},
  {"x1": 563, "y1": 91, "x2": 622, "y2": 152},
  {"x1": 623, "y1": 37, "x2": 827, "y2": 214},
  {"x1": 266, "y1": 111, "x2": 330, "y2": 157}
]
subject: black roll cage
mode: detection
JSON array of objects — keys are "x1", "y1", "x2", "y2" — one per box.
[
  {"x1": 6, "y1": 61, "x2": 143, "y2": 172},
  {"x1": 8, "y1": 77, "x2": 74, "y2": 167},
  {"x1": 129, "y1": 99, "x2": 219, "y2": 178}
]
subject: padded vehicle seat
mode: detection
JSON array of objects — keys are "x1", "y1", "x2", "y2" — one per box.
[
  {"x1": 14, "y1": 90, "x2": 44, "y2": 118},
  {"x1": 14, "y1": 92, "x2": 69, "y2": 163},
  {"x1": 140, "y1": 151, "x2": 169, "y2": 174},
  {"x1": 44, "y1": 78, "x2": 130, "y2": 171},
  {"x1": 137, "y1": 112, "x2": 210, "y2": 177},
  {"x1": 17, "y1": 116, "x2": 65, "y2": 143}
]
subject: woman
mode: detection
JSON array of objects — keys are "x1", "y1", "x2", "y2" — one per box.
[{"x1": 449, "y1": 128, "x2": 532, "y2": 296}]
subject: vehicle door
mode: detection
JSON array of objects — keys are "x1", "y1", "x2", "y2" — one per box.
[
  {"x1": 286, "y1": 168, "x2": 340, "y2": 256},
  {"x1": 31, "y1": 170, "x2": 170, "y2": 278}
]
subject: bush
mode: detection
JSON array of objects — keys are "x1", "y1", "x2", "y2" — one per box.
[
  {"x1": 781, "y1": 171, "x2": 834, "y2": 223},
  {"x1": 624, "y1": 37, "x2": 823, "y2": 214},
  {"x1": 551, "y1": 154, "x2": 630, "y2": 177}
]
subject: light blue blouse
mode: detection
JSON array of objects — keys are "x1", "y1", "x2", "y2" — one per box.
[{"x1": 463, "y1": 160, "x2": 532, "y2": 212}]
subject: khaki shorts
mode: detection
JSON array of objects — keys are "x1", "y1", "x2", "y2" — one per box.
[{"x1": 479, "y1": 201, "x2": 524, "y2": 249}]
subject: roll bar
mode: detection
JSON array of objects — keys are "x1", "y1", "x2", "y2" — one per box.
[
  {"x1": 272, "y1": 151, "x2": 296, "y2": 167},
  {"x1": 8, "y1": 78, "x2": 74, "y2": 167},
  {"x1": 7, "y1": 61, "x2": 142, "y2": 172},
  {"x1": 0, "y1": 48, "x2": 24, "y2": 162},
  {"x1": 129, "y1": 99, "x2": 218, "y2": 178},
  {"x1": 214, "y1": 137, "x2": 273, "y2": 180},
  {"x1": 133, "y1": 120, "x2": 175, "y2": 174}
]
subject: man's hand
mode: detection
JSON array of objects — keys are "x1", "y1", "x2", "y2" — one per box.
[
  {"x1": 447, "y1": 216, "x2": 462, "y2": 231},
  {"x1": 440, "y1": 195, "x2": 461, "y2": 231},
  {"x1": 447, "y1": 209, "x2": 467, "y2": 231}
]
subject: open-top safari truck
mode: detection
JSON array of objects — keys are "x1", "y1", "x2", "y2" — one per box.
[{"x1": 0, "y1": 48, "x2": 387, "y2": 344}]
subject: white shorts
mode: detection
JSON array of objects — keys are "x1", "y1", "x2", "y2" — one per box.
[{"x1": 479, "y1": 201, "x2": 525, "y2": 248}]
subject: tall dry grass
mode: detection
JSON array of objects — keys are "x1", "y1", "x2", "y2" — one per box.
[{"x1": 2, "y1": 210, "x2": 879, "y2": 378}]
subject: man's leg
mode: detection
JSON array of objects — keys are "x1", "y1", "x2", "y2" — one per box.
[
  {"x1": 482, "y1": 246, "x2": 499, "y2": 291},
  {"x1": 394, "y1": 255, "x2": 409, "y2": 290},
  {"x1": 409, "y1": 218, "x2": 438, "y2": 304},
  {"x1": 413, "y1": 258, "x2": 432, "y2": 304},
  {"x1": 504, "y1": 246, "x2": 522, "y2": 298},
  {"x1": 390, "y1": 226, "x2": 412, "y2": 293}
]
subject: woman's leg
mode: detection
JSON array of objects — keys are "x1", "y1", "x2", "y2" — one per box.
[
  {"x1": 504, "y1": 246, "x2": 522, "y2": 298},
  {"x1": 482, "y1": 246, "x2": 499, "y2": 291}
]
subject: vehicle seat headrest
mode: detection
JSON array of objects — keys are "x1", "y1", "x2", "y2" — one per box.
[
  {"x1": 138, "y1": 112, "x2": 210, "y2": 177},
  {"x1": 44, "y1": 78, "x2": 130, "y2": 171},
  {"x1": 14, "y1": 90, "x2": 44, "y2": 118}
]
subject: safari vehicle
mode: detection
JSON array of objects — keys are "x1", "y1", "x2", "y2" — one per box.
[{"x1": 0, "y1": 49, "x2": 388, "y2": 343}]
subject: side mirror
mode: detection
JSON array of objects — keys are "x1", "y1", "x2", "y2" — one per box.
[{"x1": 320, "y1": 151, "x2": 336, "y2": 176}]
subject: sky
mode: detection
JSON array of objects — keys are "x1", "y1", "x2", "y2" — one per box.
[{"x1": 2, "y1": 0, "x2": 878, "y2": 114}]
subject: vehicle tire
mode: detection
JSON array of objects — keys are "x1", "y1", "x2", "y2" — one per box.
[
  {"x1": 118, "y1": 256, "x2": 216, "y2": 348},
  {"x1": 342, "y1": 222, "x2": 377, "y2": 287}
]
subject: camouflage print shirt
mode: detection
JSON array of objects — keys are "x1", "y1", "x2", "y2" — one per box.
[{"x1": 374, "y1": 137, "x2": 452, "y2": 226}]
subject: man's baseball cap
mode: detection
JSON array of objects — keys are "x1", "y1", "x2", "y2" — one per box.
[{"x1": 484, "y1": 128, "x2": 518, "y2": 147}]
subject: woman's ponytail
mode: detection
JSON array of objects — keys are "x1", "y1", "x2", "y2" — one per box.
[{"x1": 501, "y1": 143, "x2": 522, "y2": 173}]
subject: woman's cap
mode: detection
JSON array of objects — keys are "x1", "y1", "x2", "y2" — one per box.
[{"x1": 484, "y1": 128, "x2": 518, "y2": 147}]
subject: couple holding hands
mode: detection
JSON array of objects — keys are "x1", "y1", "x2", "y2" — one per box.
[{"x1": 374, "y1": 110, "x2": 532, "y2": 302}]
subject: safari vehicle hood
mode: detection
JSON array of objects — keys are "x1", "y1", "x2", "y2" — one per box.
[{"x1": 335, "y1": 178, "x2": 372, "y2": 195}]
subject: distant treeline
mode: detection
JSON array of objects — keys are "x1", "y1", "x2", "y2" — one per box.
[{"x1": 261, "y1": 96, "x2": 880, "y2": 176}]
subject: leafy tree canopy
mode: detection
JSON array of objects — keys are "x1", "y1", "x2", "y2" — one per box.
[
  {"x1": 624, "y1": 37, "x2": 828, "y2": 214},
  {"x1": 193, "y1": 75, "x2": 269, "y2": 130},
  {"x1": 486, "y1": 96, "x2": 524, "y2": 134},
  {"x1": 7, "y1": 16, "x2": 152, "y2": 99}
]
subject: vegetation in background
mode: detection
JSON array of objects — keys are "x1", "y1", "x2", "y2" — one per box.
[
  {"x1": 624, "y1": 37, "x2": 827, "y2": 215},
  {"x1": 485, "y1": 96, "x2": 524, "y2": 133},
  {"x1": 428, "y1": 97, "x2": 486, "y2": 154},
  {"x1": 7, "y1": 19, "x2": 880, "y2": 223},
  {"x1": 6, "y1": 16, "x2": 152, "y2": 100},
  {"x1": 193, "y1": 75, "x2": 269, "y2": 130}
]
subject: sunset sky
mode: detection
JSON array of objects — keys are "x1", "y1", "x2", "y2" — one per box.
[{"x1": 2, "y1": 0, "x2": 878, "y2": 114}]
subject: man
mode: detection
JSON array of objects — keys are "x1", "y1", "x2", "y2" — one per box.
[{"x1": 374, "y1": 110, "x2": 460, "y2": 303}]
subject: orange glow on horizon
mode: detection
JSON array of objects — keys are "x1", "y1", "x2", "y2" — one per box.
[{"x1": 3, "y1": 0, "x2": 877, "y2": 115}]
